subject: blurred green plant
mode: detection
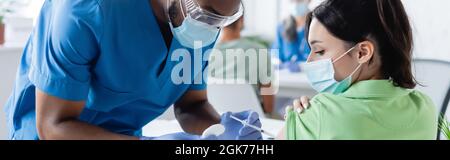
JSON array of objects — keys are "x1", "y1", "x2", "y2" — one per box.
[
  {"x1": 0, "y1": 0, "x2": 14, "y2": 23},
  {"x1": 439, "y1": 115, "x2": 450, "y2": 140},
  {"x1": 0, "y1": 0, "x2": 31, "y2": 23}
]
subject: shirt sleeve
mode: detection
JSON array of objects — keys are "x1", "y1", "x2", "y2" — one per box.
[
  {"x1": 28, "y1": 1, "x2": 103, "y2": 101},
  {"x1": 285, "y1": 98, "x2": 322, "y2": 140}
]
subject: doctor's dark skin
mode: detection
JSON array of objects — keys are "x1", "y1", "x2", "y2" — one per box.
[{"x1": 35, "y1": 0, "x2": 242, "y2": 140}]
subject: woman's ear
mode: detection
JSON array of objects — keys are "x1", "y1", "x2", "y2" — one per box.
[{"x1": 355, "y1": 41, "x2": 375, "y2": 64}]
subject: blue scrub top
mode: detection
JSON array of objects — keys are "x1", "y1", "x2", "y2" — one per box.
[
  {"x1": 272, "y1": 24, "x2": 310, "y2": 62},
  {"x1": 3, "y1": 0, "x2": 214, "y2": 140}
]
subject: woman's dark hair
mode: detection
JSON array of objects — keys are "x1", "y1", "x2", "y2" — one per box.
[
  {"x1": 305, "y1": 0, "x2": 416, "y2": 89},
  {"x1": 283, "y1": 15, "x2": 298, "y2": 42}
]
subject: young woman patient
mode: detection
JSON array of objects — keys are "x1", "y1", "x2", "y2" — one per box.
[{"x1": 278, "y1": 0, "x2": 437, "y2": 140}]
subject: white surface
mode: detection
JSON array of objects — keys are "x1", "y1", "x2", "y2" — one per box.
[
  {"x1": 207, "y1": 82, "x2": 266, "y2": 117},
  {"x1": 202, "y1": 124, "x2": 225, "y2": 138},
  {"x1": 403, "y1": 0, "x2": 450, "y2": 62},
  {"x1": 0, "y1": 45, "x2": 23, "y2": 140},
  {"x1": 143, "y1": 118, "x2": 284, "y2": 140}
]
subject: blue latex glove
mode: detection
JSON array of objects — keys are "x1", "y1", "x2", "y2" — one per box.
[
  {"x1": 277, "y1": 63, "x2": 286, "y2": 70},
  {"x1": 286, "y1": 62, "x2": 301, "y2": 73},
  {"x1": 219, "y1": 111, "x2": 263, "y2": 140},
  {"x1": 140, "y1": 132, "x2": 218, "y2": 140}
]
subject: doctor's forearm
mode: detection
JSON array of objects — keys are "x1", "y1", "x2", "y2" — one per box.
[
  {"x1": 38, "y1": 118, "x2": 138, "y2": 140},
  {"x1": 36, "y1": 90, "x2": 139, "y2": 140},
  {"x1": 174, "y1": 100, "x2": 221, "y2": 135}
]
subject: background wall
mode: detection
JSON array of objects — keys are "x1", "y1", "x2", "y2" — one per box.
[{"x1": 403, "y1": 0, "x2": 450, "y2": 61}]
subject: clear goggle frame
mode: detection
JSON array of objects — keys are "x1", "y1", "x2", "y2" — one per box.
[{"x1": 179, "y1": 0, "x2": 244, "y2": 28}]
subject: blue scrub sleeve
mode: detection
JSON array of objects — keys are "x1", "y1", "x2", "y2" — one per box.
[{"x1": 29, "y1": 1, "x2": 102, "y2": 101}]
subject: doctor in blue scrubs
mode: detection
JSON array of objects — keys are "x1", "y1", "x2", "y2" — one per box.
[
  {"x1": 4, "y1": 0, "x2": 263, "y2": 140},
  {"x1": 272, "y1": 0, "x2": 311, "y2": 72}
]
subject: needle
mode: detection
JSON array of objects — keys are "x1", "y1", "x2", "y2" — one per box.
[{"x1": 230, "y1": 115, "x2": 277, "y2": 138}]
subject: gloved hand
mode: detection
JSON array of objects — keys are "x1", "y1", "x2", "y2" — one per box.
[
  {"x1": 219, "y1": 111, "x2": 263, "y2": 140},
  {"x1": 286, "y1": 62, "x2": 301, "y2": 73},
  {"x1": 140, "y1": 132, "x2": 218, "y2": 140}
]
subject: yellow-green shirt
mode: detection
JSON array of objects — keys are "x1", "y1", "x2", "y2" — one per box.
[{"x1": 286, "y1": 80, "x2": 437, "y2": 140}]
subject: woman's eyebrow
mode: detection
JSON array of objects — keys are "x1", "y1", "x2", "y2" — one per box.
[{"x1": 310, "y1": 40, "x2": 323, "y2": 45}]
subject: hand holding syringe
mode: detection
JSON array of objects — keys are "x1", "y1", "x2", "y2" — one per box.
[{"x1": 230, "y1": 115, "x2": 277, "y2": 138}]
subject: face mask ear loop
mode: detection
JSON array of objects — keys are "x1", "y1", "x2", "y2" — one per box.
[
  {"x1": 334, "y1": 45, "x2": 363, "y2": 82},
  {"x1": 332, "y1": 46, "x2": 357, "y2": 63},
  {"x1": 349, "y1": 63, "x2": 363, "y2": 78}
]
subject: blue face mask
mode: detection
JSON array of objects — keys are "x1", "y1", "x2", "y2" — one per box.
[
  {"x1": 302, "y1": 46, "x2": 363, "y2": 94},
  {"x1": 291, "y1": 2, "x2": 309, "y2": 17},
  {"x1": 169, "y1": 16, "x2": 220, "y2": 49}
]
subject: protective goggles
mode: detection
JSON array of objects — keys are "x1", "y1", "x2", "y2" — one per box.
[{"x1": 179, "y1": 0, "x2": 244, "y2": 28}]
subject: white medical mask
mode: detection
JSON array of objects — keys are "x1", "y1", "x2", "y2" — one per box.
[
  {"x1": 302, "y1": 46, "x2": 363, "y2": 94},
  {"x1": 169, "y1": 16, "x2": 220, "y2": 49},
  {"x1": 291, "y1": 2, "x2": 309, "y2": 17}
]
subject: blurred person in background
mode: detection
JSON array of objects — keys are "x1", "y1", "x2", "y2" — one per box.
[{"x1": 272, "y1": 0, "x2": 311, "y2": 72}]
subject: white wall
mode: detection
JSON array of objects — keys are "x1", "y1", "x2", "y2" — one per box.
[
  {"x1": 242, "y1": 0, "x2": 325, "y2": 39},
  {"x1": 242, "y1": 0, "x2": 279, "y2": 39},
  {"x1": 403, "y1": 0, "x2": 450, "y2": 61}
]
